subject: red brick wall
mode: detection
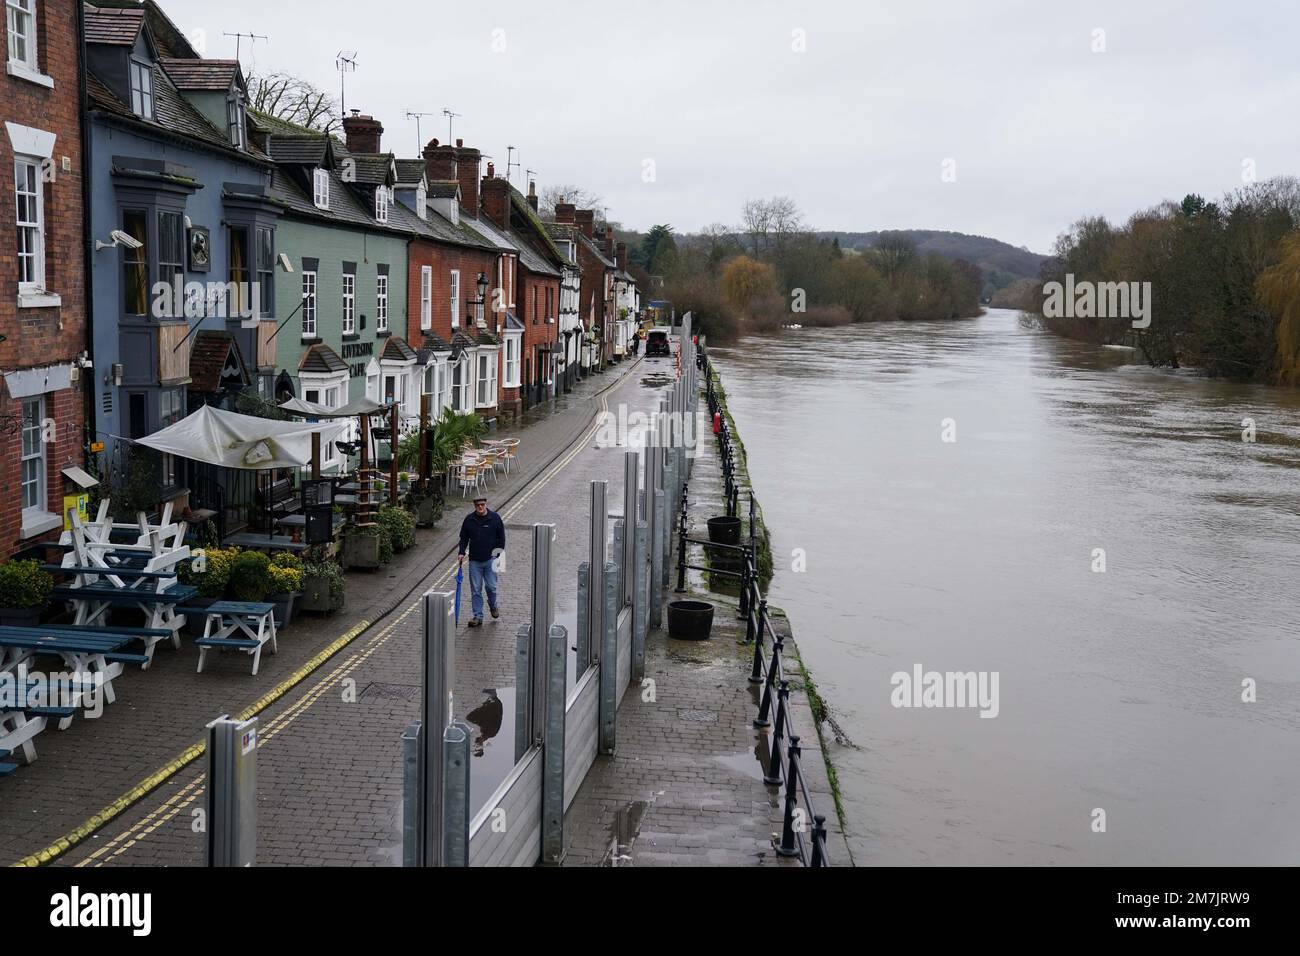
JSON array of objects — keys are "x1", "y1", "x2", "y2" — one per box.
[
  {"x1": 405, "y1": 239, "x2": 498, "y2": 345},
  {"x1": 0, "y1": 0, "x2": 87, "y2": 553},
  {"x1": 519, "y1": 270, "x2": 560, "y2": 390}
]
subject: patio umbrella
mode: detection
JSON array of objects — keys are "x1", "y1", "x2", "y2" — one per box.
[{"x1": 454, "y1": 563, "x2": 464, "y2": 624}]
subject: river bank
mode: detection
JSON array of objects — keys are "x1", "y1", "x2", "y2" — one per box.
[{"x1": 711, "y1": 309, "x2": 1300, "y2": 866}]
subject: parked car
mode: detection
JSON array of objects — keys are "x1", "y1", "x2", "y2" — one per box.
[{"x1": 646, "y1": 329, "x2": 671, "y2": 356}]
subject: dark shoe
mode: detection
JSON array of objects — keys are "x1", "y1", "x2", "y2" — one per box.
[
  {"x1": 489, "y1": 606, "x2": 499, "y2": 620},
  {"x1": 467, "y1": 618, "x2": 482, "y2": 628}
]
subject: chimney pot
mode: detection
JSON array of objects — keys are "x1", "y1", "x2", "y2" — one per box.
[
  {"x1": 456, "y1": 138, "x2": 463, "y2": 147},
  {"x1": 487, "y1": 162, "x2": 495, "y2": 178}
]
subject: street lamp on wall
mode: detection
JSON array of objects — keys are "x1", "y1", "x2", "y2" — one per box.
[{"x1": 467, "y1": 272, "x2": 488, "y2": 329}]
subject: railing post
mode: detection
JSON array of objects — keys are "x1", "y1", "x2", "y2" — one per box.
[
  {"x1": 598, "y1": 560, "x2": 619, "y2": 754},
  {"x1": 764, "y1": 680, "x2": 791, "y2": 785},
  {"x1": 541, "y1": 623, "x2": 568, "y2": 865},
  {"x1": 777, "y1": 735, "x2": 802, "y2": 857},
  {"x1": 756, "y1": 597, "x2": 766, "y2": 647},
  {"x1": 811, "y1": 815, "x2": 828, "y2": 868},
  {"x1": 675, "y1": 515, "x2": 687, "y2": 592},
  {"x1": 749, "y1": 630, "x2": 765, "y2": 685},
  {"x1": 755, "y1": 635, "x2": 784, "y2": 728}
]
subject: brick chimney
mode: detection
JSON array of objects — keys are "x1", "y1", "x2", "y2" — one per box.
[
  {"x1": 527, "y1": 180, "x2": 538, "y2": 212},
  {"x1": 554, "y1": 200, "x2": 576, "y2": 225},
  {"x1": 481, "y1": 171, "x2": 510, "y2": 229},
  {"x1": 422, "y1": 137, "x2": 458, "y2": 184},
  {"x1": 616, "y1": 241, "x2": 628, "y2": 272},
  {"x1": 604, "y1": 225, "x2": 615, "y2": 259},
  {"x1": 575, "y1": 209, "x2": 594, "y2": 239},
  {"x1": 455, "y1": 140, "x2": 481, "y2": 218},
  {"x1": 342, "y1": 111, "x2": 383, "y2": 154}
]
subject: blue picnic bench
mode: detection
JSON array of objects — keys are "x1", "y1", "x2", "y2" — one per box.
[{"x1": 196, "y1": 601, "x2": 278, "y2": 676}]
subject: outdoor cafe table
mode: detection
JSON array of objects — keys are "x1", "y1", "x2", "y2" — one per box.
[
  {"x1": 0, "y1": 626, "x2": 149, "y2": 729},
  {"x1": 195, "y1": 601, "x2": 278, "y2": 676}
]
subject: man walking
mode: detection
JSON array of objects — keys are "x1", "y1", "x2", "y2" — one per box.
[{"x1": 458, "y1": 494, "x2": 506, "y2": 628}]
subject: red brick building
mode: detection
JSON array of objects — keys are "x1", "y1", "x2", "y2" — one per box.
[
  {"x1": 1, "y1": 0, "x2": 88, "y2": 553},
  {"x1": 553, "y1": 203, "x2": 616, "y2": 373}
]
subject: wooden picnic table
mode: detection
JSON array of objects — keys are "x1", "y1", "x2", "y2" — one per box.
[{"x1": 196, "y1": 601, "x2": 278, "y2": 676}]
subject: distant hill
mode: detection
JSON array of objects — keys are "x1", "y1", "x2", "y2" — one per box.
[{"x1": 818, "y1": 230, "x2": 1047, "y2": 297}]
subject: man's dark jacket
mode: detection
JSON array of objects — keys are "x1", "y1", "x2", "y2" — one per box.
[{"x1": 459, "y1": 509, "x2": 506, "y2": 562}]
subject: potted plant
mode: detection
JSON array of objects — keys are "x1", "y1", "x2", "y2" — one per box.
[
  {"x1": 227, "y1": 550, "x2": 273, "y2": 602},
  {"x1": 300, "y1": 559, "x2": 345, "y2": 613},
  {"x1": 398, "y1": 471, "x2": 412, "y2": 493},
  {"x1": 0, "y1": 559, "x2": 53, "y2": 627},
  {"x1": 378, "y1": 504, "x2": 415, "y2": 554},
  {"x1": 176, "y1": 546, "x2": 238, "y2": 633},
  {"x1": 342, "y1": 523, "x2": 381, "y2": 569},
  {"x1": 267, "y1": 552, "x2": 305, "y2": 629}
]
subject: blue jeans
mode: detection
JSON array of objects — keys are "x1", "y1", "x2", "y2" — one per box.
[{"x1": 467, "y1": 558, "x2": 498, "y2": 620}]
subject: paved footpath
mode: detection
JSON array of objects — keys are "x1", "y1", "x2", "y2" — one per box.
[
  {"x1": 2, "y1": 357, "x2": 651, "y2": 867},
  {"x1": 560, "y1": 393, "x2": 854, "y2": 866}
]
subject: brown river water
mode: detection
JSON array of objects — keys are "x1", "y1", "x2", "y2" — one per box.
[{"x1": 709, "y1": 308, "x2": 1300, "y2": 865}]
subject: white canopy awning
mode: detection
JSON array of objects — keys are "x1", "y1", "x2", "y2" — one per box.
[
  {"x1": 135, "y1": 404, "x2": 348, "y2": 469},
  {"x1": 278, "y1": 396, "x2": 388, "y2": 419}
]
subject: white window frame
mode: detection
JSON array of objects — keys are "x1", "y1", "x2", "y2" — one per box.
[
  {"x1": 227, "y1": 95, "x2": 246, "y2": 149},
  {"x1": 14, "y1": 154, "x2": 44, "y2": 292},
  {"x1": 6, "y1": 0, "x2": 39, "y2": 74},
  {"x1": 503, "y1": 333, "x2": 521, "y2": 388},
  {"x1": 420, "y1": 265, "x2": 432, "y2": 330},
  {"x1": 449, "y1": 269, "x2": 460, "y2": 329},
  {"x1": 375, "y1": 185, "x2": 389, "y2": 223},
  {"x1": 475, "y1": 348, "x2": 498, "y2": 408},
  {"x1": 129, "y1": 58, "x2": 153, "y2": 119},
  {"x1": 342, "y1": 272, "x2": 355, "y2": 334},
  {"x1": 20, "y1": 395, "x2": 44, "y2": 515},
  {"x1": 452, "y1": 352, "x2": 473, "y2": 413},
  {"x1": 301, "y1": 270, "x2": 317, "y2": 337},
  {"x1": 438, "y1": 357, "x2": 451, "y2": 412},
  {"x1": 376, "y1": 273, "x2": 388, "y2": 332},
  {"x1": 313, "y1": 168, "x2": 330, "y2": 209}
]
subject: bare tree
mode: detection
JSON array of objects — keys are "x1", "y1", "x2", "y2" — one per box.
[
  {"x1": 539, "y1": 183, "x2": 604, "y2": 220},
  {"x1": 741, "y1": 198, "x2": 775, "y2": 256},
  {"x1": 247, "y1": 71, "x2": 341, "y2": 134}
]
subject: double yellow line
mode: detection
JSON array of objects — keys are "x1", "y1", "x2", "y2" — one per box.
[{"x1": 16, "y1": 391, "x2": 613, "y2": 868}]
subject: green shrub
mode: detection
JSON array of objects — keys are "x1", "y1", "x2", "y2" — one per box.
[
  {"x1": 0, "y1": 559, "x2": 54, "y2": 609},
  {"x1": 377, "y1": 504, "x2": 415, "y2": 551},
  {"x1": 178, "y1": 546, "x2": 240, "y2": 598},
  {"x1": 228, "y1": 551, "x2": 273, "y2": 602},
  {"x1": 302, "y1": 560, "x2": 345, "y2": 609},
  {"x1": 270, "y1": 552, "x2": 303, "y2": 571},
  {"x1": 268, "y1": 563, "x2": 304, "y2": 594}
]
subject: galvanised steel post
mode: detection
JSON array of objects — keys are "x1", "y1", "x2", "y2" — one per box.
[
  {"x1": 613, "y1": 519, "x2": 625, "y2": 616},
  {"x1": 598, "y1": 560, "x2": 619, "y2": 754},
  {"x1": 514, "y1": 623, "x2": 532, "y2": 764},
  {"x1": 402, "y1": 720, "x2": 423, "y2": 866},
  {"x1": 650, "y1": 488, "x2": 666, "y2": 627},
  {"x1": 623, "y1": 450, "x2": 638, "y2": 607},
  {"x1": 421, "y1": 590, "x2": 455, "y2": 866},
  {"x1": 632, "y1": 520, "x2": 648, "y2": 682},
  {"x1": 530, "y1": 524, "x2": 555, "y2": 749},
  {"x1": 576, "y1": 563, "x2": 589, "y2": 673},
  {"x1": 541, "y1": 623, "x2": 568, "y2": 864},
  {"x1": 205, "y1": 715, "x2": 258, "y2": 867},
  {"x1": 442, "y1": 719, "x2": 472, "y2": 866},
  {"x1": 588, "y1": 481, "x2": 607, "y2": 664}
]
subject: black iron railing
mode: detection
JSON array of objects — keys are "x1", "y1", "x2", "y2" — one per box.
[{"x1": 682, "y1": 350, "x2": 832, "y2": 867}]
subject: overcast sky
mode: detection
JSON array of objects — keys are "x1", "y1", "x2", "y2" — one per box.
[{"x1": 165, "y1": 0, "x2": 1300, "y2": 253}]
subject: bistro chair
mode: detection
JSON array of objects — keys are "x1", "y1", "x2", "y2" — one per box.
[{"x1": 456, "y1": 461, "x2": 485, "y2": 498}]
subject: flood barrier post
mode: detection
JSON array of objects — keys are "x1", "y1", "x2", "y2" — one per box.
[
  {"x1": 514, "y1": 623, "x2": 532, "y2": 764},
  {"x1": 576, "y1": 564, "x2": 590, "y2": 673},
  {"x1": 632, "y1": 519, "x2": 648, "y2": 682},
  {"x1": 421, "y1": 590, "x2": 456, "y2": 866},
  {"x1": 650, "y1": 487, "x2": 666, "y2": 627},
  {"x1": 442, "y1": 719, "x2": 471, "y2": 866},
  {"x1": 530, "y1": 524, "x2": 556, "y2": 750},
  {"x1": 588, "y1": 481, "x2": 608, "y2": 664},
  {"x1": 541, "y1": 622, "x2": 569, "y2": 864},
  {"x1": 623, "y1": 450, "x2": 638, "y2": 607},
  {"x1": 612, "y1": 518, "x2": 625, "y2": 614},
  {"x1": 401, "y1": 720, "x2": 422, "y2": 866},
  {"x1": 205, "y1": 714, "x2": 257, "y2": 867},
  {"x1": 598, "y1": 560, "x2": 619, "y2": 754}
]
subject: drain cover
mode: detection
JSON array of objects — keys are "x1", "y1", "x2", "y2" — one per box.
[
  {"x1": 676, "y1": 708, "x2": 718, "y2": 723},
  {"x1": 360, "y1": 682, "x2": 421, "y2": 702}
]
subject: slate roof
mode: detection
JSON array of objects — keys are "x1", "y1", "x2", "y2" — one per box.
[
  {"x1": 504, "y1": 314, "x2": 525, "y2": 332},
  {"x1": 394, "y1": 160, "x2": 426, "y2": 185},
  {"x1": 380, "y1": 337, "x2": 418, "y2": 362},
  {"x1": 548, "y1": 223, "x2": 615, "y2": 268},
  {"x1": 86, "y1": 59, "x2": 268, "y2": 162},
  {"x1": 189, "y1": 331, "x2": 248, "y2": 392},
  {"x1": 416, "y1": 334, "x2": 452, "y2": 363},
  {"x1": 428, "y1": 181, "x2": 458, "y2": 199},
  {"x1": 84, "y1": 4, "x2": 146, "y2": 45},
  {"x1": 159, "y1": 57, "x2": 241, "y2": 91},
  {"x1": 335, "y1": 148, "x2": 395, "y2": 186},
  {"x1": 267, "y1": 133, "x2": 332, "y2": 166},
  {"x1": 299, "y1": 343, "x2": 348, "y2": 374},
  {"x1": 461, "y1": 215, "x2": 517, "y2": 253}
]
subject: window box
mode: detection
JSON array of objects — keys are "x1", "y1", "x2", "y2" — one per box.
[{"x1": 17, "y1": 290, "x2": 60, "y2": 309}]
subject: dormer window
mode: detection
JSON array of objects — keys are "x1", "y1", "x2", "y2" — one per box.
[
  {"x1": 313, "y1": 168, "x2": 329, "y2": 209},
  {"x1": 227, "y1": 94, "x2": 247, "y2": 149},
  {"x1": 129, "y1": 59, "x2": 154, "y2": 119},
  {"x1": 375, "y1": 186, "x2": 389, "y2": 223},
  {"x1": 415, "y1": 182, "x2": 427, "y2": 220}
]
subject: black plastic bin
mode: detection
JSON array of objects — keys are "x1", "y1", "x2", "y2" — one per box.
[{"x1": 667, "y1": 600, "x2": 715, "y2": 641}]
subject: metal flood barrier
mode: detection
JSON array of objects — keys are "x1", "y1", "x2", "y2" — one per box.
[
  {"x1": 206, "y1": 714, "x2": 258, "y2": 867},
  {"x1": 407, "y1": 315, "x2": 699, "y2": 866}
]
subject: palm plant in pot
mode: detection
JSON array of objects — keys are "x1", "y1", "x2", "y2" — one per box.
[{"x1": 0, "y1": 559, "x2": 53, "y2": 627}]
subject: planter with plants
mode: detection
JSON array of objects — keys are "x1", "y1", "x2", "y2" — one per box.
[
  {"x1": 398, "y1": 471, "x2": 412, "y2": 493},
  {"x1": 227, "y1": 550, "x2": 273, "y2": 603},
  {"x1": 300, "y1": 559, "x2": 345, "y2": 613},
  {"x1": 342, "y1": 523, "x2": 382, "y2": 569},
  {"x1": 176, "y1": 546, "x2": 239, "y2": 633},
  {"x1": 267, "y1": 552, "x2": 305, "y2": 629},
  {"x1": 377, "y1": 504, "x2": 415, "y2": 554},
  {"x1": 0, "y1": 559, "x2": 53, "y2": 627}
]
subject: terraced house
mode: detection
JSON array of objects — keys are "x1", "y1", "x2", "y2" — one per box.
[
  {"x1": 82, "y1": 0, "x2": 284, "y2": 531},
  {"x1": 1, "y1": 0, "x2": 87, "y2": 553},
  {"x1": 550, "y1": 203, "x2": 617, "y2": 374}
]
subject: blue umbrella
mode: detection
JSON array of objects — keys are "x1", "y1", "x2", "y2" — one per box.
[{"x1": 454, "y1": 563, "x2": 464, "y2": 624}]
